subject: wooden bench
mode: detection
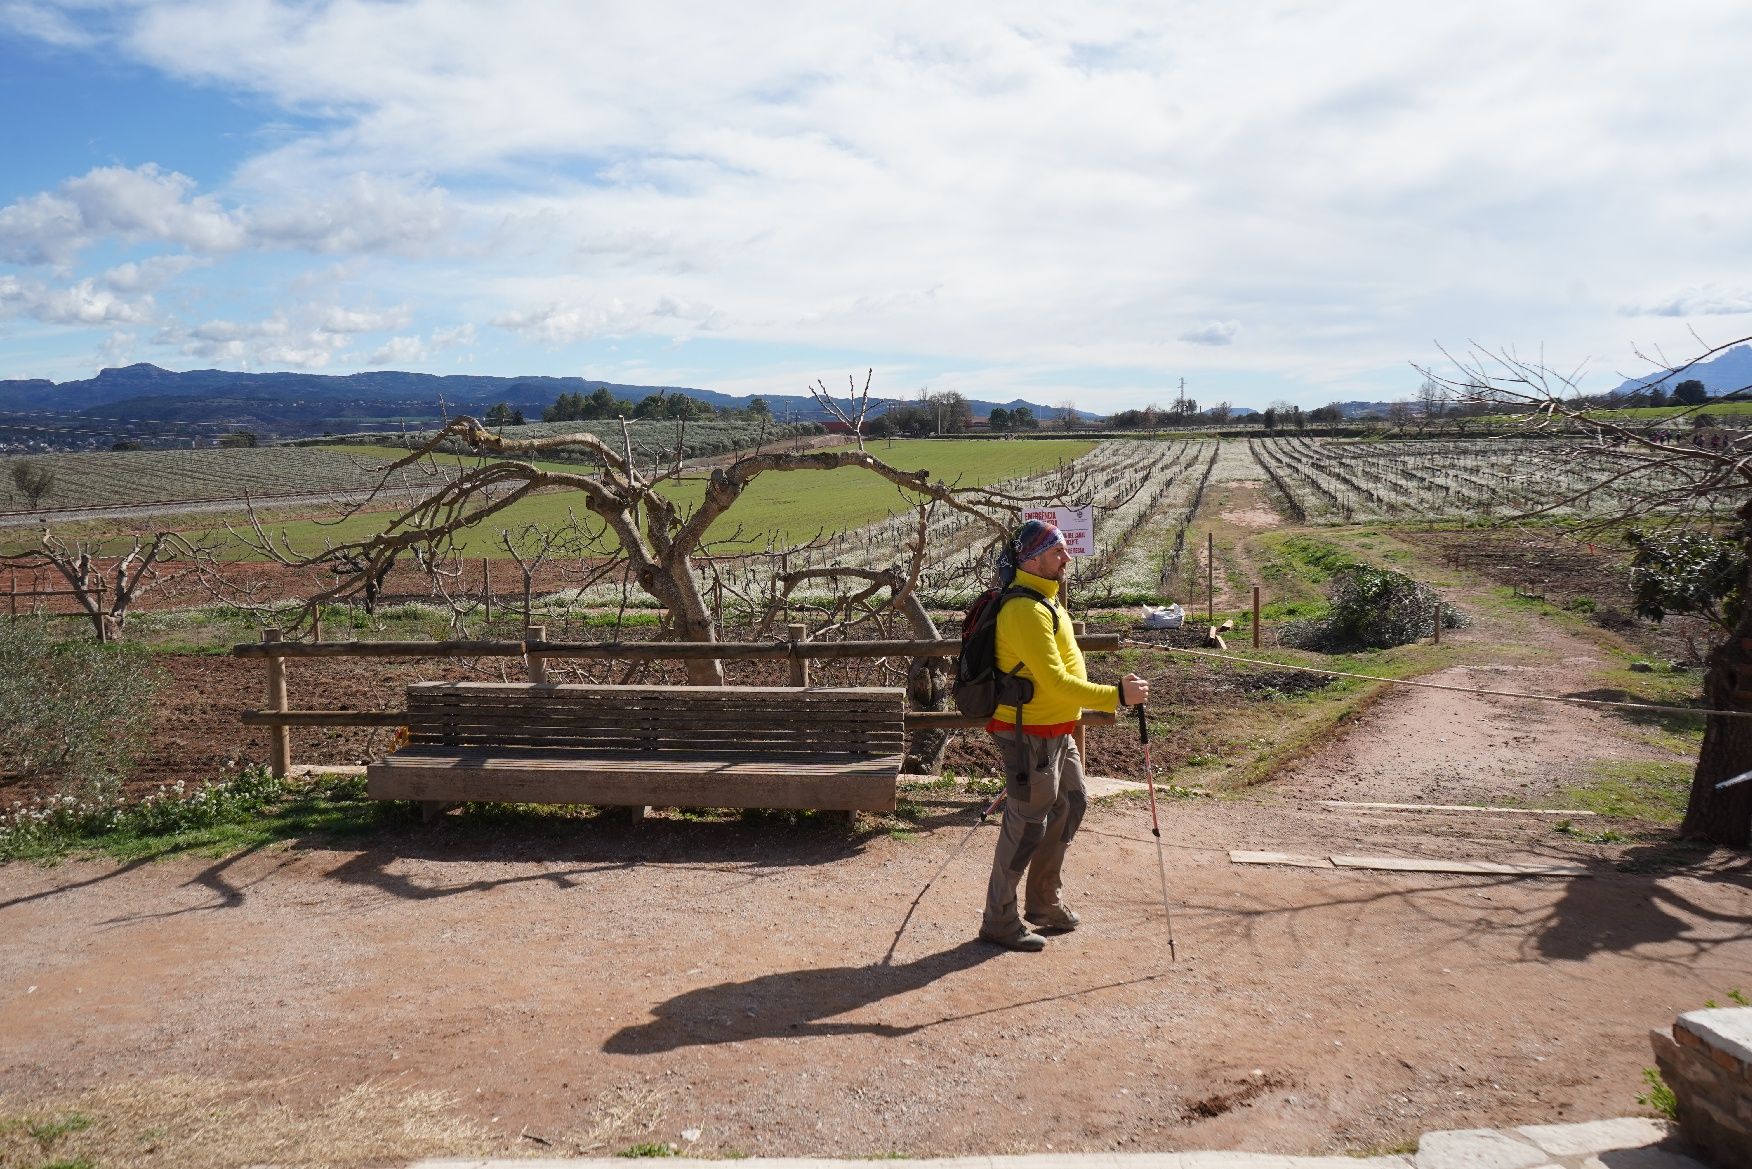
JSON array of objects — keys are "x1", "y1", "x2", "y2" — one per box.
[{"x1": 366, "y1": 681, "x2": 905, "y2": 818}]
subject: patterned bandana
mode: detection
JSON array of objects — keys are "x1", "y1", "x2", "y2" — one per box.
[{"x1": 997, "y1": 518, "x2": 1065, "y2": 583}]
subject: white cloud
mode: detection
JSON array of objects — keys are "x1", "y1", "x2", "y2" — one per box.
[
  {"x1": 368, "y1": 335, "x2": 427, "y2": 365},
  {"x1": 431, "y1": 323, "x2": 475, "y2": 350},
  {"x1": 0, "y1": 165, "x2": 450, "y2": 269},
  {"x1": 317, "y1": 305, "x2": 412, "y2": 334},
  {"x1": 1179, "y1": 321, "x2": 1239, "y2": 347},
  {"x1": 9, "y1": 2, "x2": 1752, "y2": 401},
  {"x1": 154, "y1": 312, "x2": 349, "y2": 368},
  {"x1": 0, "y1": 2, "x2": 95, "y2": 48},
  {"x1": 249, "y1": 174, "x2": 453, "y2": 255},
  {"x1": 0, "y1": 164, "x2": 247, "y2": 266},
  {"x1": 1628, "y1": 286, "x2": 1752, "y2": 318},
  {"x1": 0, "y1": 274, "x2": 154, "y2": 325},
  {"x1": 101, "y1": 254, "x2": 201, "y2": 293},
  {"x1": 491, "y1": 298, "x2": 639, "y2": 344}
]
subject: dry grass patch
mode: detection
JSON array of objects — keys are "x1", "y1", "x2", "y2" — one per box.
[
  {"x1": 0, "y1": 1077, "x2": 681, "y2": 1168},
  {"x1": 0, "y1": 1076, "x2": 493, "y2": 1169}
]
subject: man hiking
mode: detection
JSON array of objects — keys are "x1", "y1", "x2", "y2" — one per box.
[{"x1": 980, "y1": 518, "x2": 1150, "y2": 952}]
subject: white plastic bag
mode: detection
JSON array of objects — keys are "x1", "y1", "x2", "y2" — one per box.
[{"x1": 1141, "y1": 603, "x2": 1184, "y2": 630}]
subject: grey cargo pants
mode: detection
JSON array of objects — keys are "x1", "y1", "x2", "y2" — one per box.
[{"x1": 981, "y1": 728, "x2": 1089, "y2": 938}]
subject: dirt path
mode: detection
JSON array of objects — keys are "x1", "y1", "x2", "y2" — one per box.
[
  {"x1": 3, "y1": 794, "x2": 1747, "y2": 1167},
  {"x1": 1265, "y1": 607, "x2": 1675, "y2": 809}
]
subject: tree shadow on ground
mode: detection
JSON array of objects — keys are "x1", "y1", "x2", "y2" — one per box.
[
  {"x1": 314, "y1": 808, "x2": 885, "y2": 902},
  {"x1": 1561, "y1": 687, "x2": 1708, "y2": 734},
  {"x1": 602, "y1": 940, "x2": 1166, "y2": 1054},
  {"x1": 1529, "y1": 842, "x2": 1752, "y2": 965}
]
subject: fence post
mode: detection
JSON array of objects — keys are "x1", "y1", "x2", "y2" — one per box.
[
  {"x1": 788, "y1": 622, "x2": 810, "y2": 687},
  {"x1": 1433, "y1": 597, "x2": 1442, "y2": 645},
  {"x1": 1252, "y1": 585, "x2": 1262, "y2": 649},
  {"x1": 526, "y1": 622, "x2": 548, "y2": 683},
  {"x1": 1206, "y1": 532, "x2": 1215, "y2": 624},
  {"x1": 263, "y1": 628, "x2": 291, "y2": 777},
  {"x1": 482, "y1": 557, "x2": 492, "y2": 622},
  {"x1": 311, "y1": 606, "x2": 323, "y2": 643}
]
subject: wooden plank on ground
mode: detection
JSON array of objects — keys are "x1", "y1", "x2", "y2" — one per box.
[
  {"x1": 1230, "y1": 850, "x2": 1333, "y2": 868},
  {"x1": 1329, "y1": 855, "x2": 1593, "y2": 877},
  {"x1": 1318, "y1": 800, "x2": 1598, "y2": 817}
]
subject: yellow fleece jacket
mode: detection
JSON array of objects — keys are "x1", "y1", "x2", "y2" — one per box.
[{"x1": 990, "y1": 569, "x2": 1120, "y2": 728}]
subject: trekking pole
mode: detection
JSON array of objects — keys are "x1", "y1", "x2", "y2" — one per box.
[{"x1": 1137, "y1": 703, "x2": 1178, "y2": 962}]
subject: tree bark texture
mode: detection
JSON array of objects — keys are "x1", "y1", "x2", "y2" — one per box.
[{"x1": 1681, "y1": 514, "x2": 1752, "y2": 848}]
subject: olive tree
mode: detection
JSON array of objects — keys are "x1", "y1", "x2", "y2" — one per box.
[
  {"x1": 263, "y1": 406, "x2": 1113, "y2": 690},
  {"x1": 9, "y1": 459, "x2": 55, "y2": 509}
]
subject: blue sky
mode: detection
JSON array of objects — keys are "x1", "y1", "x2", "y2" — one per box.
[{"x1": 3, "y1": 2, "x2": 1752, "y2": 412}]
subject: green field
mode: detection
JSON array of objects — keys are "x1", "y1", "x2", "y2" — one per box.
[
  {"x1": 196, "y1": 438, "x2": 1098, "y2": 560},
  {"x1": 1575, "y1": 401, "x2": 1752, "y2": 422},
  {"x1": 1481, "y1": 401, "x2": 1752, "y2": 425}
]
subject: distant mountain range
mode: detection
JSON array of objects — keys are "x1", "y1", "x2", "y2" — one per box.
[
  {"x1": 1606, "y1": 343, "x2": 1752, "y2": 398},
  {"x1": 0, "y1": 364, "x2": 1106, "y2": 442}
]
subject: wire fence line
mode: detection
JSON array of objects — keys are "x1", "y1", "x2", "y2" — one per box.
[{"x1": 1121, "y1": 637, "x2": 1741, "y2": 721}]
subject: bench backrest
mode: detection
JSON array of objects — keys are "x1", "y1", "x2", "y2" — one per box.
[{"x1": 405, "y1": 682, "x2": 905, "y2": 757}]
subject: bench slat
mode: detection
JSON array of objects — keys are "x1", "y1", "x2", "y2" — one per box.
[
  {"x1": 406, "y1": 735, "x2": 904, "y2": 753},
  {"x1": 404, "y1": 705, "x2": 903, "y2": 727},
  {"x1": 368, "y1": 749, "x2": 902, "y2": 812},
  {"x1": 406, "y1": 682, "x2": 903, "y2": 702}
]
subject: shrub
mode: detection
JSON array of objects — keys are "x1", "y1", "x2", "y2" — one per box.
[
  {"x1": 1625, "y1": 527, "x2": 1744, "y2": 630},
  {"x1": 1278, "y1": 565, "x2": 1465, "y2": 651},
  {"x1": 9, "y1": 458, "x2": 55, "y2": 507},
  {"x1": 0, "y1": 620, "x2": 163, "y2": 802}
]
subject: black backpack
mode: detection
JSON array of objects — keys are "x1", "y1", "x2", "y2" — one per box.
[{"x1": 952, "y1": 584, "x2": 1059, "y2": 720}]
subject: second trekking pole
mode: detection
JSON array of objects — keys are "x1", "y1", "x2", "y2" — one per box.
[{"x1": 1137, "y1": 702, "x2": 1178, "y2": 962}]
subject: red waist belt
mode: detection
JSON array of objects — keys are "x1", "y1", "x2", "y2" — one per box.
[{"x1": 986, "y1": 718, "x2": 1079, "y2": 738}]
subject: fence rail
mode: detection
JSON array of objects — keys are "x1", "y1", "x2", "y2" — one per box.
[
  {"x1": 230, "y1": 634, "x2": 1123, "y2": 660},
  {"x1": 231, "y1": 624, "x2": 1124, "y2": 777}
]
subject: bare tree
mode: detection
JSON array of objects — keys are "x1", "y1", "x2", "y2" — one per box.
[
  {"x1": 1422, "y1": 338, "x2": 1752, "y2": 846},
  {"x1": 809, "y1": 369, "x2": 878, "y2": 451},
  {"x1": 3, "y1": 528, "x2": 217, "y2": 642},
  {"x1": 251, "y1": 409, "x2": 1111, "y2": 686},
  {"x1": 766, "y1": 507, "x2": 956, "y2": 772},
  {"x1": 1415, "y1": 378, "x2": 1448, "y2": 431}
]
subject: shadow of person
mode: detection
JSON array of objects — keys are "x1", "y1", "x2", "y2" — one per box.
[{"x1": 603, "y1": 940, "x2": 1002, "y2": 1054}]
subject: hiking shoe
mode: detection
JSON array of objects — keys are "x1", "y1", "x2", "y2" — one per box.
[
  {"x1": 1024, "y1": 904, "x2": 1080, "y2": 932},
  {"x1": 978, "y1": 926, "x2": 1047, "y2": 952}
]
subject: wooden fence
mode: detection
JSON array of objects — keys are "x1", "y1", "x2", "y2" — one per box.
[
  {"x1": 4, "y1": 570, "x2": 88, "y2": 618},
  {"x1": 233, "y1": 622, "x2": 1124, "y2": 777}
]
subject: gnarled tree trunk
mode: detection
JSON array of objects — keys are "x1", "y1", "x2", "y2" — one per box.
[{"x1": 1682, "y1": 510, "x2": 1752, "y2": 847}]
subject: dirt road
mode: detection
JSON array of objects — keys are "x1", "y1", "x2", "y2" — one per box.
[{"x1": 2, "y1": 770, "x2": 1747, "y2": 1166}]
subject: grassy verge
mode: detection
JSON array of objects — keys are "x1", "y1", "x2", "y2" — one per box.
[
  {"x1": 0, "y1": 769, "x2": 396, "y2": 864},
  {"x1": 1559, "y1": 760, "x2": 1693, "y2": 824}
]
